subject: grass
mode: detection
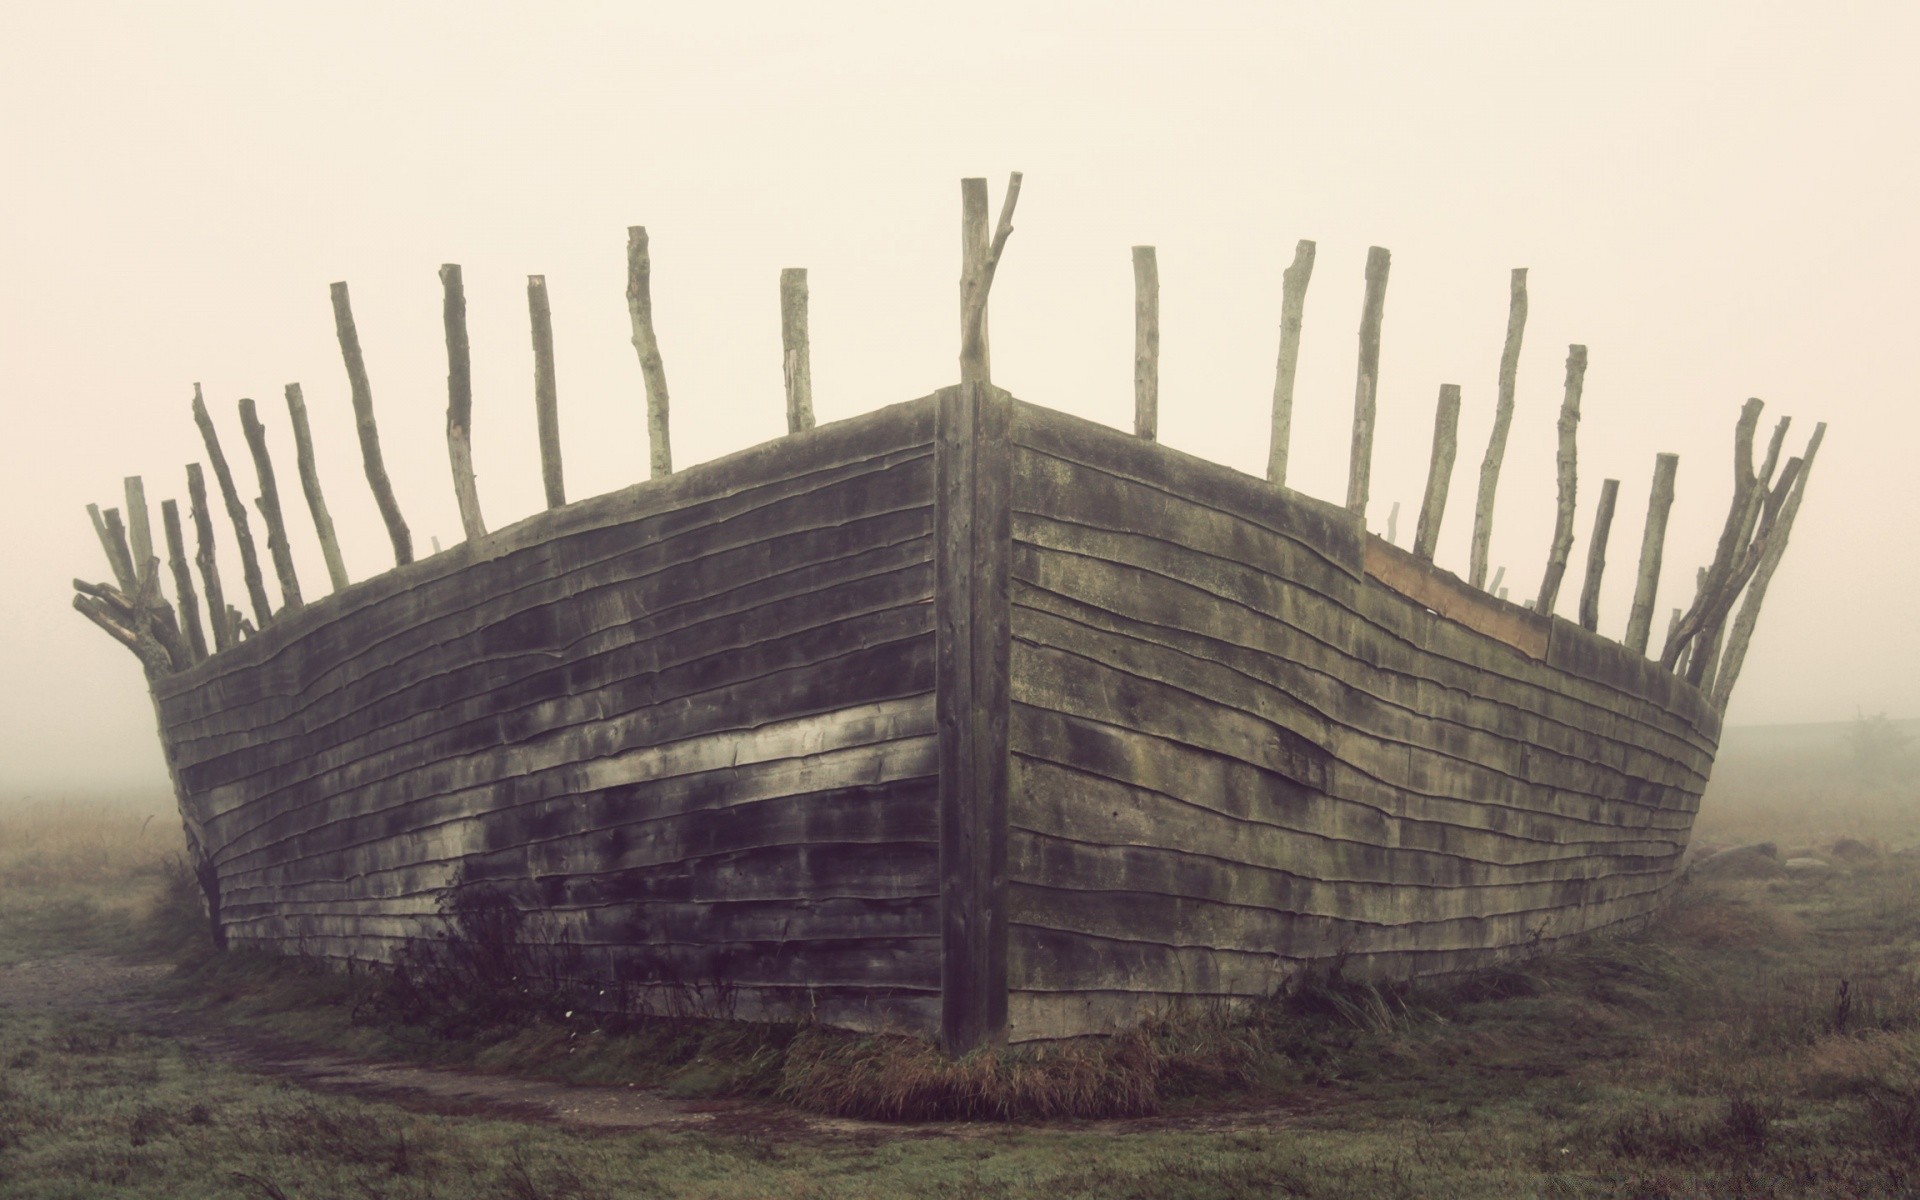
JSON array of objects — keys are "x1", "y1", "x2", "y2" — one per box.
[{"x1": 4, "y1": 749, "x2": 1920, "y2": 1197}]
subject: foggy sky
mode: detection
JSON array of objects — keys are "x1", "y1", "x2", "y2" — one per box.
[{"x1": 2, "y1": 2, "x2": 1915, "y2": 796}]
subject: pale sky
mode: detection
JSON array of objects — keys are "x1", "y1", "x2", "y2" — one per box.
[{"x1": 2, "y1": 2, "x2": 1915, "y2": 796}]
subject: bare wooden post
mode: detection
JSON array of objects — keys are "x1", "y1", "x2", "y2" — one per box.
[
  {"x1": 1267, "y1": 239, "x2": 1317, "y2": 486},
  {"x1": 191, "y1": 386, "x2": 273, "y2": 626},
  {"x1": 1470, "y1": 268, "x2": 1528, "y2": 588},
  {"x1": 1412, "y1": 384, "x2": 1462, "y2": 561},
  {"x1": 123, "y1": 477, "x2": 155, "y2": 577},
  {"x1": 1490, "y1": 565, "x2": 1505, "y2": 597},
  {"x1": 437, "y1": 264, "x2": 488, "y2": 541},
  {"x1": 527, "y1": 275, "x2": 565, "y2": 508},
  {"x1": 1386, "y1": 501, "x2": 1400, "y2": 546},
  {"x1": 1346, "y1": 246, "x2": 1391, "y2": 516},
  {"x1": 626, "y1": 227, "x2": 675, "y2": 478},
  {"x1": 958, "y1": 173, "x2": 1022, "y2": 388},
  {"x1": 331, "y1": 283, "x2": 413, "y2": 566},
  {"x1": 161, "y1": 500, "x2": 206, "y2": 662},
  {"x1": 185, "y1": 465, "x2": 229, "y2": 653},
  {"x1": 87, "y1": 504, "x2": 136, "y2": 593},
  {"x1": 780, "y1": 268, "x2": 814, "y2": 434},
  {"x1": 1577, "y1": 478, "x2": 1620, "y2": 631},
  {"x1": 1661, "y1": 399, "x2": 1764, "y2": 667},
  {"x1": 1624, "y1": 452, "x2": 1680, "y2": 655},
  {"x1": 1133, "y1": 246, "x2": 1159, "y2": 441},
  {"x1": 283, "y1": 383, "x2": 349, "y2": 592},
  {"x1": 1535, "y1": 344, "x2": 1588, "y2": 615},
  {"x1": 1712, "y1": 424, "x2": 1825, "y2": 708},
  {"x1": 238, "y1": 398, "x2": 303, "y2": 611}
]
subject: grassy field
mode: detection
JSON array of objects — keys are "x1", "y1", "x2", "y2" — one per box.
[{"x1": 2, "y1": 723, "x2": 1917, "y2": 1198}]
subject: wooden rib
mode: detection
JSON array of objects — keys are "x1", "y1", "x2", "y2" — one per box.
[
  {"x1": 330, "y1": 282, "x2": 414, "y2": 566},
  {"x1": 1577, "y1": 478, "x2": 1620, "y2": 632},
  {"x1": 780, "y1": 268, "x2": 814, "y2": 434},
  {"x1": 1411, "y1": 383, "x2": 1461, "y2": 562},
  {"x1": 1267, "y1": 239, "x2": 1316, "y2": 486},
  {"x1": 959, "y1": 172, "x2": 1023, "y2": 388},
  {"x1": 1535, "y1": 344, "x2": 1588, "y2": 615},
  {"x1": 1661, "y1": 399, "x2": 1763, "y2": 667},
  {"x1": 186, "y1": 464, "x2": 230, "y2": 653},
  {"x1": 626, "y1": 227, "x2": 674, "y2": 478},
  {"x1": 528, "y1": 275, "x2": 564, "y2": 509},
  {"x1": 1132, "y1": 245, "x2": 1159, "y2": 441},
  {"x1": 238, "y1": 398, "x2": 303, "y2": 612},
  {"x1": 123, "y1": 476, "x2": 155, "y2": 576},
  {"x1": 439, "y1": 264, "x2": 486, "y2": 541},
  {"x1": 1623, "y1": 452, "x2": 1680, "y2": 655},
  {"x1": 284, "y1": 383, "x2": 349, "y2": 591},
  {"x1": 191, "y1": 386, "x2": 273, "y2": 625},
  {"x1": 162, "y1": 499, "x2": 207, "y2": 662},
  {"x1": 1346, "y1": 246, "x2": 1391, "y2": 516},
  {"x1": 1470, "y1": 268, "x2": 1528, "y2": 588},
  {"x1": 87, "y1": 503, "x2": 137, "y2": 593},
  {"x1": 1711, "y1": 422, "x2": 1825, "y2": 709}
]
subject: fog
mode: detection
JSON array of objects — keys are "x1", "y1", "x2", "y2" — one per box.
[{"x1": 2, "y1": 2, "x2": 1915, "y2": 797}]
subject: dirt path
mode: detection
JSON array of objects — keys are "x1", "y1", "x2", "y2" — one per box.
[{"x1": 0, "y1": 952, "x2": 1301, "y2": 1139}]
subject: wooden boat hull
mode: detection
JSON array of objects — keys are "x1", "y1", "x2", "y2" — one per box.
[{"x1": 151, "y1": 385, "x2": 1719, "y2": 1049}]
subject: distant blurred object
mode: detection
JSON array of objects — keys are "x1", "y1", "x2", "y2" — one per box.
[{"x1": 1848, "y1": 710, "x2": 1915, "y2": 789}]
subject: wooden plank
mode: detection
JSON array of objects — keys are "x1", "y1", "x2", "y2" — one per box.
[
  {"x1": 1347, "y1": 246, "x2": 1390, "y2": 515},
  {"x1": 1470, "y1": 268, "x2": 1528, "y2": 588},
  {"x1": 1133, "y1": 246, "x2": 1159, "y2": 441},
  {"x1": 935, "y1": 381, "x2": 1012, "y2": 1052},
  {"x1": 1365, "y1": 536, "x2": 1549, "y2": 659},
  {"x1": 330, "y1": 282, "x2": 413, "y2": 566},
  {"x1": 1266, "y1": 239, "x2": 1316, "y2": 486},
  {"x1": 528, "y1": 275, "x2": 565, "y2": 508}
]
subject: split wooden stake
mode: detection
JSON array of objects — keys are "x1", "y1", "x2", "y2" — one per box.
[
  {"x1": 528, "y1": 275, "x2": 565, "y2": 508},
  {"x1": 1712, "y1": 425, "x2": 1826, "y2": 709},
  {"x1": 1535, "y1": 344, "x2": 1588, "y2": 615},
  {"x1": 191, "y1": 386, "x2": 273, "y2": 626},
  {"x1": 87, "y1": 503, "x2": 136, "y2": 593},
  {"x1": 1470, "y1": 268, "x2": 1528, "y2": 588},
  {"x1": 1412, "y1": 383, "x2": 1462, "y2": 562},
  {"x1": 958, "y1": 173, "x2": 1022, "y2": 388},
  {"x1": 160, "y1": 499, "x2": 207, "y2": 662},
  {"x1": 1133, "y1": 246, "x2": 1159, "y2": 441},
  {"x1": 1577, "y1": 478, "x2": 1620, "y2": 632},
  {"x1": 440, "y1": 265, "x2": 487, "y2": 541},
  {"x1": 123, "y1": 477, "x2": 155, "y2": 578},
  {"x1": 1346, "y1": 246, "x2": 1391, "y2": 516},
  {"x1": 780, "y1": 268, "x2": 815, "y2": 434},
  {"x1": 283, "y1": 383, "x2": 349, "y2": 592},
  {"x1": 1624, "y1": 452, "x2": 1680, "y2": 655},
  {"x1": 238, "y1": 398, "x2": 303, "y2": 611},
  {"x1": 186, "y1": 464, "x2": 229, "y2": 653},
  {"x1": 626, "y1": 227, "x2": 675, "y2": 478},
  {"x1": 1267, "y1": 240, "x2": 1317, "y2": 486},
  {"x1": 330, "y1": 282, "x2": 414, "y2": 566}
]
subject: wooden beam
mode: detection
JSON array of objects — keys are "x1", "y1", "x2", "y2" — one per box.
[
  {"x1": 122, "y1": 477, "x2": 154, "y2": 577},
  {"x1": 87, "y1": 503, "x2": 136, "y2": 593},
  {"x1": 1132, "y1": 245, "x2": 1159, "y2": 441},
  {"x1": 1470, "y1": 268, "x2": 1528, "y2": 588},
  {"x1": 1386, "y1": 500, "x2": 1400, "y2": 546},
  {"x1": 192, "y1": 386, "x2": 273, "y2": 626},
  {"x1": 160, "y1": 499, "x2": 206, "y2": 662},
  {"x1": 129, "y1": 552, "x2": 191, "y2": 673},
  {"x1": 626, "y1": 227, "x2": 674, "y2": 478},
  {"x1": 1411, "y1": 383, "x2": 1461, "y2": 562},
  {"x1": 439, "y1": 264, "x2": 487, "y2": 540},
  {"x1": 330, "y1": 281, "x2": 414, "y2": 566},
  {"x1": 958, "y1": 173, "x2": 1022, "y2": 388},
  {"x1": 528, "y1": 275, "x2": 565, "y2": 508},
  {"x1": 186, "y1": 463, "x2": 230, "y2": 653},
  {"x1": 1623, "y1": 451, "x2": 1680, "y2": 655},
  {"x1": 1346, "y1": 246, "x2": 1391, "y2": 516},
  {"x1": 1577, "y1": 477, "x2": 1619, "y2": 632},
  {"x1": 1711, "y1": 427, "x2": 1826, "y2": 709},
  {"x1": 1661, "y1": 399, "x2": 1763, "y2": 667},
  {"x1": 780, "y1": 268, "x2": 814, "y2": 434},
  {"x1": 238, "y1": 398, "x2": 303, "y2": 612},
  {"x1": 1267, "y1": 239, "x2": 1316, "y2": 486},
  {"x1": 1534, "y1": 344, "x2": 1588, "y2": 615},
  {"x1": 284, "y1": 383, "x2": 349, "y2": 592}
]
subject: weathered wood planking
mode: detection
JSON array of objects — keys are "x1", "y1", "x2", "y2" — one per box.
[
  {"x1": 1001, "y1": 401, "x2": 1717, "y2": 1041},
  {"x1": 153, "y1": 397, "x2": 946, "y2": 1036}
]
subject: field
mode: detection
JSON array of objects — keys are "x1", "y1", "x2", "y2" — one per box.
[{"x1": 1, "y1": 719, "x2": 1916, "y2": 1198}]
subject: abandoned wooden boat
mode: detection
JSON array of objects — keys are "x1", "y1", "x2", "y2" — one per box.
[{"x1": 75, "y1": 177, "x2": 1822, "y2": 1051}]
